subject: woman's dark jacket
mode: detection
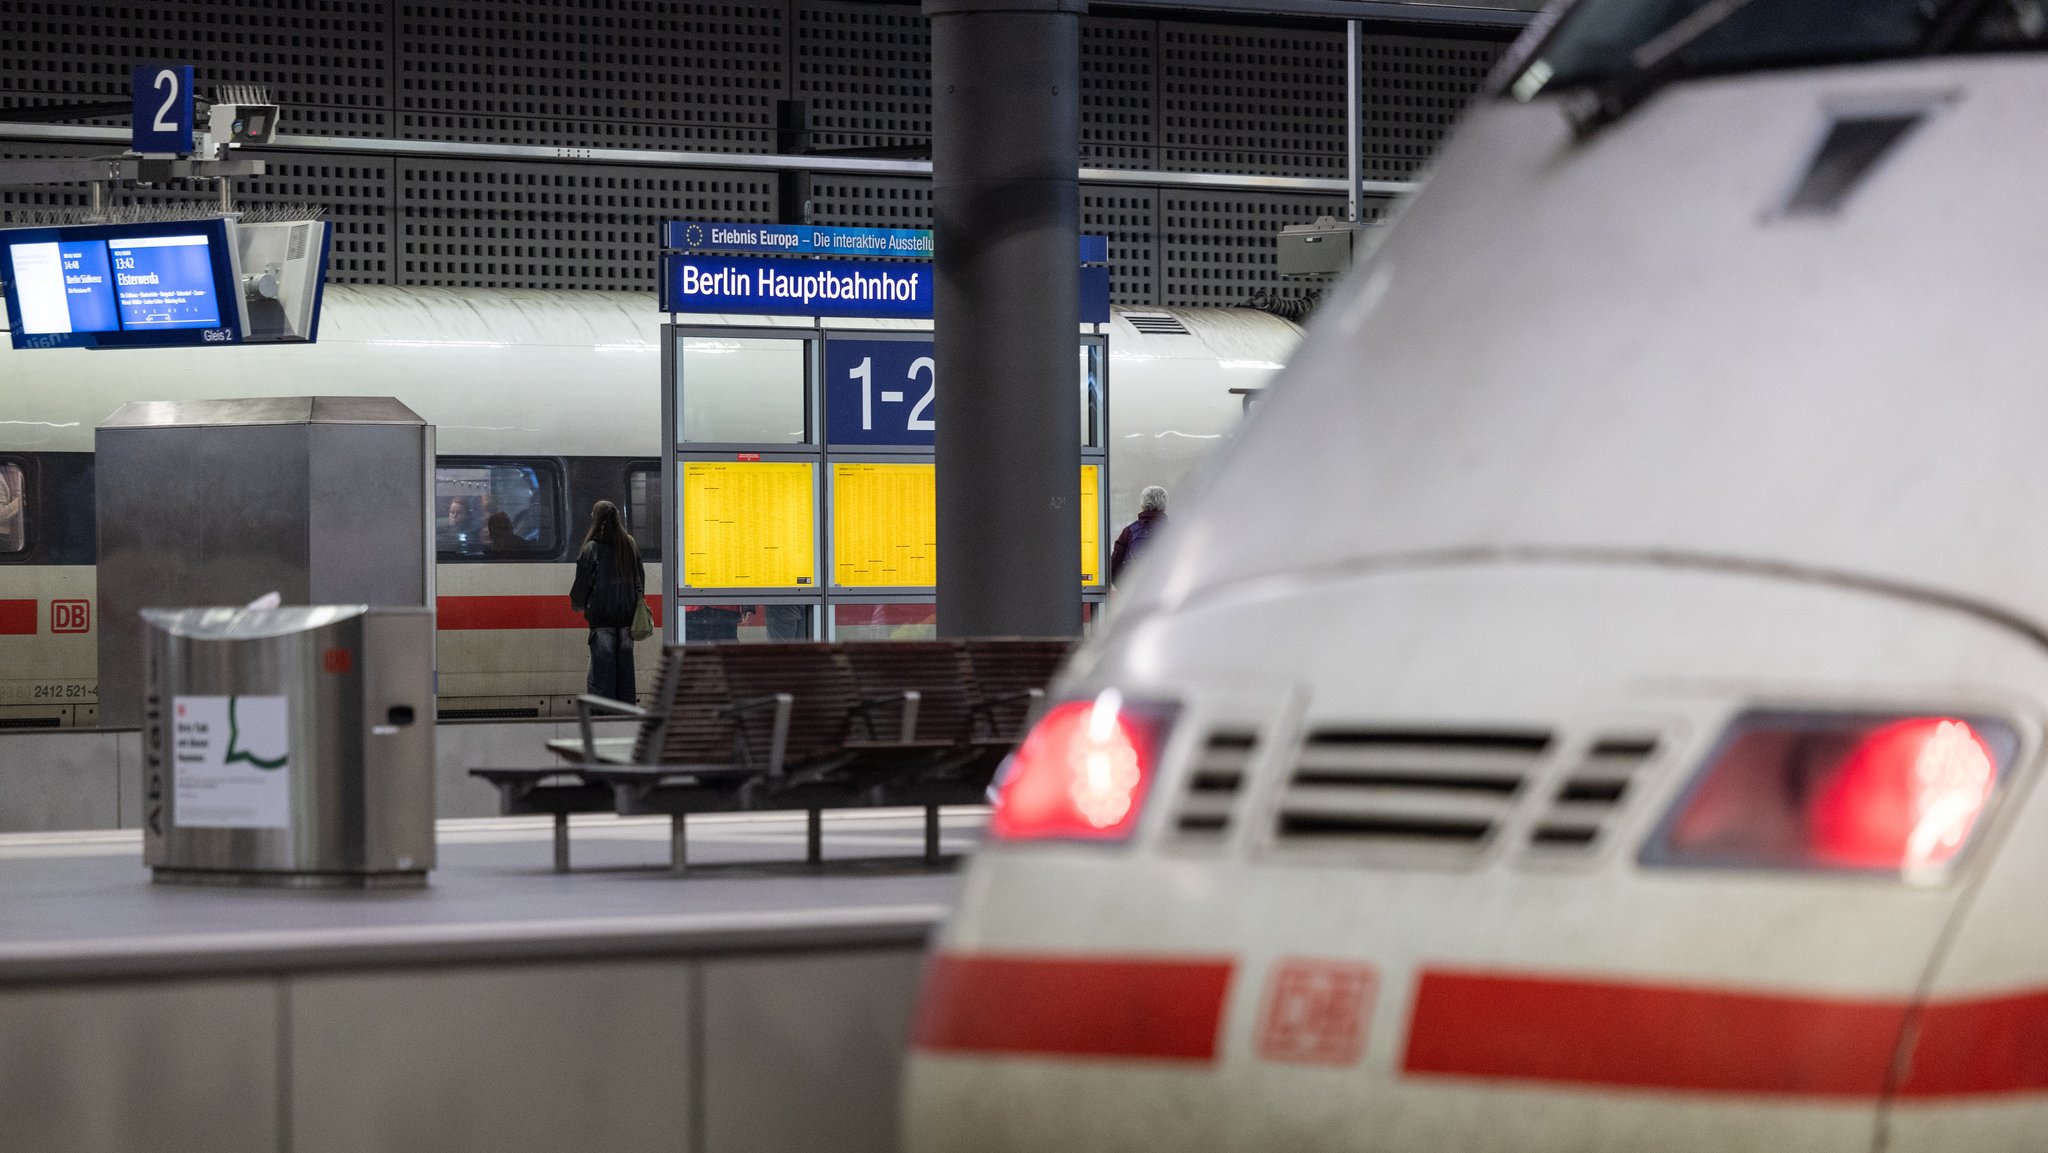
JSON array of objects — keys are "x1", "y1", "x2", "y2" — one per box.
[
  {"x1": 569, "y1": 537, "x2": 647, "y2": 628},
  {"x1": 1109, "y1": 508, "x2": 1167, "y2": 586}
]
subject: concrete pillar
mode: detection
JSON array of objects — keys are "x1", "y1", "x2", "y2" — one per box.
[{"x1": 927, "y1": 0, "x2": 1084, "y2": 638}]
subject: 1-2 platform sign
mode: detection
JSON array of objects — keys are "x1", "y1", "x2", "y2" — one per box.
[{"x1": 825, "y1": 338, "x2": 936, "y2": 447}]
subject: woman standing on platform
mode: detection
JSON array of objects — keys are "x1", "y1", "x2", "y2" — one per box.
[{"x1": 568, "y1": 500, "x2": 649, "y2": 703}]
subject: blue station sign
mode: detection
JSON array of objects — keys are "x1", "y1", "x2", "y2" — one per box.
[
  {"x1": 666, "y1": 221, "x2": 933, "y2": 259},
  {"x1": 663, "y1": 254, "x2": 933, "y2": 320},
  {"x1": 825, "y1": 338, "x2": 937, "y2": 446}
]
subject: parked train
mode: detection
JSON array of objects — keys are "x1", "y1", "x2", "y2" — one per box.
[
  {"x1": 0, "y1": 286, "x2": 1298, "y2": 727},
  {"x1": 905, "y1": 3, "x2": 2048, "y2": 1152}
]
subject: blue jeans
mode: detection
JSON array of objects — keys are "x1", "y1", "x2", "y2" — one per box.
[{"x1": 586, "y1": 626, "x2": 635, "y2": 703}]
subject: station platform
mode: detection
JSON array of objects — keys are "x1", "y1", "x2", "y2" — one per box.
[{"x1": 0, "y1": 809, "x2": 978, "y2": 1153}]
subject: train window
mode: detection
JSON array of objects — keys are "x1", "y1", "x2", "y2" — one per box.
[
  {"x1": 831, "y1": 602, "x2": 937, "y2": 641},
  {"x1": 1080, "y1": 344, "x2": 1101, "y2": 449},
  {"x1": 0, "y1": 460, "x2": 24, "y2": 555},
  {"x1": 681, "y1": 603, "x2": 816, "y2": 642},
  {"x1": 626, "y1": 463, "x2": 663, "y2": 562},
  {"x1": 678, "y1": 336, "x2": 810, "y2": 445},
  {"x1": 436, "y1": 461, "x2": 561, "y2": 561}
]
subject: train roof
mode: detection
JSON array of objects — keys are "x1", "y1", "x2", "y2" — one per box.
[
  {"x1": 1121, "y1": 54, "x2": 2048, "y2": 644},
  {"x1": 0, "y1": 286, "x2": 1299, "y2": 456}
]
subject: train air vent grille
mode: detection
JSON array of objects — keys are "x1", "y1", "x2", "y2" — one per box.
[
  {"x1": 1782, "y1": 113, "x2": 1924, "y2": 217},
  {"x1": 1526, "y1": 735, "x2": 1660, "y2": 857},
  {"x1": 1125, "y1": 312, "x2": 1191, "y2": 336},
  {"x1": 1272, "y1": 728, "x2": 1550, "y2": 866},
  {"x1": 1172, "y1": 729, "x2": 1257, "y2": 846}
]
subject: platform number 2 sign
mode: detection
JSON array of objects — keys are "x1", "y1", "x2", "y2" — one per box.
[
  {"x1": 825, "y1": 339, "x2": 939, "y2": 446},
  {"x1": 131, "y1": 64, "x2": 195, "y2": 155}
]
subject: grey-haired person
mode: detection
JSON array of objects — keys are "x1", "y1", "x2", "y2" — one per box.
[{"x1": 1109, "y1": 485, "x2": 1168, "y2": 587}]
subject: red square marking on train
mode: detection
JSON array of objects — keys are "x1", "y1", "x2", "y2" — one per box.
[
  {"x1": 323, "y1": 648, "x2": 353, "y2": 674},
  {"x1": 50, "y1": 599, "x2": 91, "y2": 634},
  {"x1": 1257, "y1": 959, "x2": 1377, "y2": 1066}
]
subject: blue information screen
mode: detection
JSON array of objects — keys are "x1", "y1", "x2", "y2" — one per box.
[
  {"x1": 2, "y1": 219, "x2": 240, "y2": 349},
  {"x1": 108, "y1": 235, "x2": 222, "y2": 328},
  {"x1": 825, "y1": 339, "x2": 937, "y2": 446}
]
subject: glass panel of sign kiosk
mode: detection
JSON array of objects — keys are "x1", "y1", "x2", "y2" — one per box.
[{"x1": 660, "y1": 221, "x2": 1111, "y2": 641}]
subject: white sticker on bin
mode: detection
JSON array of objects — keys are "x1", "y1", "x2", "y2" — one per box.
[{"x1": 172, "y1": 694, "x2": 292, "y2": 829}]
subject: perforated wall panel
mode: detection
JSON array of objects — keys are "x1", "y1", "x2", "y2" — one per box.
[
  {"x1": 400, "y1": 3, "x2": 681, "y2": 148},
  {"x1": 0, "y1": 3, "x2": 1511, "y2": 305},
  {"x1": 398, "y1": 160, "x2": 771, "y2": 290},
  {"x1": 1162, "y1": 190, "x2": 1370, "y2": 307},
  {"x1": 1083, "y1": 187, "x2": 1158, "y2": 306},
  {"x1": 1082, "y1": 18, "x2": 1158, "y2": 171},
  {"x1": 807, "y1": 176, "x2": 931, "y2": 229},
  {"x1": 0, "y1": 2, "x2": 391, "y2": 137},
  {"x1": 1362, "y1": 34, "x2": 1505, "y2": 179},
  {"x1": 796, "y1": 0, "x2": 932, "y2": 155},
  {"x1": 1161, "y1": 23, "x2": 1345, "y2": 178}
]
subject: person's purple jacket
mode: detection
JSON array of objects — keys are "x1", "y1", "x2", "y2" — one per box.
[{"x1": 1109, "y1": 508, "x2": 1167, "y2": 586}]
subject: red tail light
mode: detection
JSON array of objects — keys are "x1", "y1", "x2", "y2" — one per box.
[
  {"x1": 1649, "y1": 712, "x2": 2015, "y2": 875},
  {"x1": 988, "y1": 691, "x2": 1176, "y2": 843}
]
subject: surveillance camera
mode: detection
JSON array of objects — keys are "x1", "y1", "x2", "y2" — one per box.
[{"x1": 205, "y1": 101, "x2": 280, "y2": 148}]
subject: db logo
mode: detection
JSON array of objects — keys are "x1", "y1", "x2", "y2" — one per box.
[
  {"x1": 50, "y1": 599, "x2": 91, "y2": 634},
  {"x1": 1256, "y1": 959, "x2": 1377, "y2": 1066}
]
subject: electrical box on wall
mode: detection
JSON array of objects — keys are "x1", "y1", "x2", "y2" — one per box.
[{"x1": 1278, "y1": 217, "x2": 1381, "y2": 278}]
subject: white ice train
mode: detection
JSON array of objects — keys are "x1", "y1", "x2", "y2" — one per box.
[
  {"x1": 0, "y1": 287, "x2": 1298, "y2": 727},
  {"x1": 905, "y1": 3, "x2": 2048, "y2": 1152}
]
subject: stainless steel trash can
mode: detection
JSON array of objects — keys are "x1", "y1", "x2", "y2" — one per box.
[{"x1": 141, "y1": 605, "x2": 436, "y2": 888}]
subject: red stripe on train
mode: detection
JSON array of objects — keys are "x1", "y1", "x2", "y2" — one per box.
[
  {"x1": 435, "y1": 595, "x2": 662, "y2": 631},
  {"x1": 911, "y1": 953, "x2": 1235, "y2": 1062},
  {"x1": 1405, "y1": 970, "x2": 1905, "y2": 1096},
  {"x1": 0, "y1": 599, "x2": 35, "y2": 635},
  {"x1": 1899, "y1": 990, "x2": 2048, "y2": 1097},
  {"x1": 1406, "y1": 970, "x2": 2048, "y2": 1099}
]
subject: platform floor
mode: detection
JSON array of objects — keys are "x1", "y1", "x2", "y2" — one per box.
[{"x1": 0, "y1": 808, "x2": 978, "y2": 983}]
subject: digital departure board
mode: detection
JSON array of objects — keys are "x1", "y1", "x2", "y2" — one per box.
[{"x1": 1, "y1": 219, "x2": 242, "y2": 349}]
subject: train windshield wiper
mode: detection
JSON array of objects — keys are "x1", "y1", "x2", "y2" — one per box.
[{"x1": 1560, "y1": 0, "x2": 1779, "y2": 138}]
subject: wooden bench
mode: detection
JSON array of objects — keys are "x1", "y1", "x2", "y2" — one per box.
[{"x1": 471, "y1": 637, "x2": 1074, "y2": 873}]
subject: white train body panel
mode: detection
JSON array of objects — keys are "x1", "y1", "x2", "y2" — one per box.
[
  {"x1": 906, "y1": 39, "x2": 2048, "y2": 1153},
  {"x1": 0, "y1": 288, "x2": 1295, "y2": 718}
]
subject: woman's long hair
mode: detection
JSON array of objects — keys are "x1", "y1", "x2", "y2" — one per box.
[{"x1": 582, "y1": 500, "x2": 638, "y2": 573}]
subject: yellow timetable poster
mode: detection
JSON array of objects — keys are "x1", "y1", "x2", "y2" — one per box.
[
  {"x1": 829, "y1": 462, "x2": 1105, "y2": 588},
  {"x1": 833, "y1": 463, "x2": 937, "y2": 586},
  {"x1": 681, "y1": 460, "x2": 816, "y2": 587},
  {"x1": 1080, "y1": 464, "x2": 1102, "y2": 586}
]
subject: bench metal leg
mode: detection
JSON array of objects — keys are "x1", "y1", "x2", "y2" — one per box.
[
  {"x1": 925, "y1": 805, "x2": 941, "y2": 864},
  {"x1": 553, "y1": 812, "x2": 570, "y2": 873},
  {"x1": 807, "y1": 808, "x2": 822, "y2": 865},
  {"x1": 670, "y1": 813, "x2": 688, "y2": 875}
]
